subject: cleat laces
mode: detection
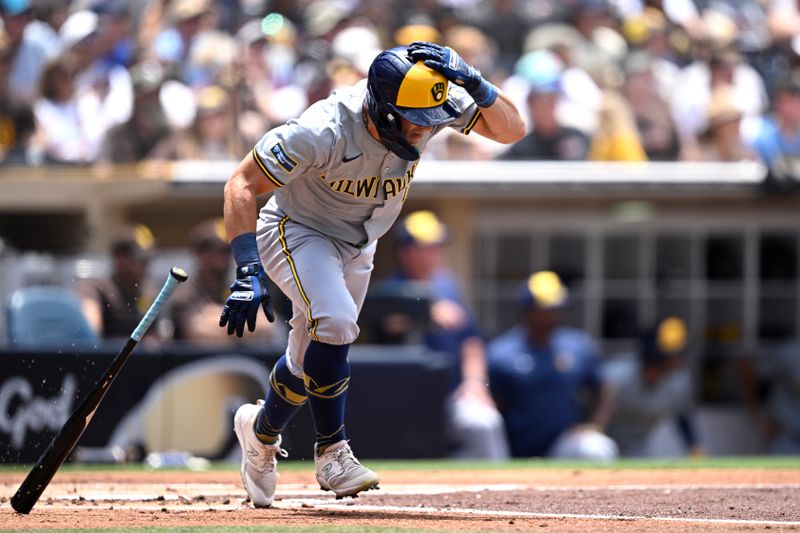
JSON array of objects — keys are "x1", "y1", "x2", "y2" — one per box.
[
  {"x1": 331, "y1": 442, "x2": 362, "y2": 475},
  {"x1": 248, "y1": 443, "x2": 288, "y2": 473}
]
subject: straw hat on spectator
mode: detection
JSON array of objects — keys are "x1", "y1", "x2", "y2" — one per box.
[
  {"x1": 702, "y1": 9, "x2": 737, "y2": 50},
  {"x1": 188, "y1": 31, "x2": 239, "y2": 81},
  {"x1": 524, "y1": 23, "x2": 583, "y2": 54},
  {"x1": 169, "y1": 0, "x2": 210, "y2": 23},
  {"x1": 304, "y1": 0, "x2": 350, "y2": 37},
  {"x1": 706, "y1": 86, "x2": 741, "y2": 129}
]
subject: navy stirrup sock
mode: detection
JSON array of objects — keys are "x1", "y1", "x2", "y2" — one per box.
[
  {"x1": 255, "y1": 355, "x2": 307, "y2": 445},
  {"x1": 302, "y1": 341, "x2": 351, "y2": 454}
]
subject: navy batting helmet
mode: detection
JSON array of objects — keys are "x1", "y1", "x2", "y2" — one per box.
[{"x1": 365, "y1": 46, "x2": 461, "y2": 161}]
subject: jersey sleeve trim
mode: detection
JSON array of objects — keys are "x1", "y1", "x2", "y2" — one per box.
[
  {"x1": 252, "y1": 146, "x2": 284, "y2": 188},
  {"x1": 461, "y1": 109, "x2": 482, "y2": 135}
]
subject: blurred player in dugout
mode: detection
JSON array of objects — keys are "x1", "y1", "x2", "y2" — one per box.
[
  {"x1": 603, "y1": 316, "x2": 704, "y2": 457},
  {"x1": 75, "y1": 224, "x2": 160, "y2": 339},
  {"x1": 168, "y1": 218, "x2": 284, "y2": 345},
  {"x1": 488, "y1": 271, "x2": 618, "y2": 460},
  {"x1": 378, "y1": 210, "x2": 509, "y2": 460}
]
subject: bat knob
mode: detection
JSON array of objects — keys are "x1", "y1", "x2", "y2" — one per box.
[{"x1": 170, "y1": 267, "x2": 189, "y2": 282}]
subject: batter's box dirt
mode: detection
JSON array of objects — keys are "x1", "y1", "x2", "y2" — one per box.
[{"x1": 2, "y1": 468, "x2": 800, "y2": 531}]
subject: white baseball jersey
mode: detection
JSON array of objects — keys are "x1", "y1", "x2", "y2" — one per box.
[{"x1": 252, "y1": 79, "x2": 481, "y2": 247}]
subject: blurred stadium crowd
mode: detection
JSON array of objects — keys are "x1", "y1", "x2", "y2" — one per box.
[{"x1": 1, "y1": 0, "x2": 800, "y2": 168}]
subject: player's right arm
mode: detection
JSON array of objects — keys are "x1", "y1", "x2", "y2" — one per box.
[
  {"x1": 223, "y1": 153, "x2": 278, "y2": 241},
  {"x1": 219, "y1": 153, "x2": 279, "y2": 337}
]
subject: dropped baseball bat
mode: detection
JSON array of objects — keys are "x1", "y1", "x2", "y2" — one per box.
[{"x1": 10, "y1": 267, "x2": 188, "y2": 514}]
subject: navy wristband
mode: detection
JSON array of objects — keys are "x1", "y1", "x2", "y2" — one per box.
[
  {"x1": 470, "y1": 78, "x2": 498, "y2": 108},
  {"x1": 230, "y1": 232, "x2": 260, "y2": 267}
]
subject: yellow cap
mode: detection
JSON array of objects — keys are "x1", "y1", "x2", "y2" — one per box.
[
  {"x1": 400, "y1": 210, "x2": 447, "y2": 246},
  {"x1": 657, "y1": 316, "x2": 687, "y2": 354},
  {"x1": 527, "y1": 271, "x2": 568, "y2": 309}
]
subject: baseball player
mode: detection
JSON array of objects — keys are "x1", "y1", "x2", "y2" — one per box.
[{"x1": 220, "y1": 42, "x2": 524, "y2": 506}]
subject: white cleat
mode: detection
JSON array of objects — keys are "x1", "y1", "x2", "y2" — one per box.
[
  {"x1": 314, "y1": 440, "x2": 380, "y2": 499},
  {"x1": 233, "y1": 400, "x2": 287, "y2": 508}
]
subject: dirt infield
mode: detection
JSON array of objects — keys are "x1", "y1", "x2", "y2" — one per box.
[{"x1": 2, "y1": 468, "x2": 799, "y2": 531}]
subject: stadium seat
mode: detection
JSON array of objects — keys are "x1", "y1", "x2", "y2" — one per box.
[{"x1": 6, "y1": 286, "x2": 97, "y2": 347}]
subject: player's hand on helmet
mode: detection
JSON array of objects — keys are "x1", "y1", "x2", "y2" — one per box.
[
  {"x1": 220, "y1": 262, "x2": 275, "y2": 337},
  {"x1": 407, "y1": 42, "x2": 498, "y2": 107},
  {"x1": 407, "y1": 42, "x2": 482, "y2": 92}
]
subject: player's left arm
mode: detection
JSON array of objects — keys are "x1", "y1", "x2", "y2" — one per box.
[{"x1": 408, "y1": 41, "x2": 524, "y2": 144}]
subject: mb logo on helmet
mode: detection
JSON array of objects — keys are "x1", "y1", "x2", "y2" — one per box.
[
  {"x1": 365, "y1": 46, "x2": 462, "y2": 161},
  {"x1": 431, "y1": 82, "x2": 445, "y2": 103}
]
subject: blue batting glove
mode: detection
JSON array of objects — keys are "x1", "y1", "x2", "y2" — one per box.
[
  {"x1": 407, "y1": 41, "x2": 498, "y2": 107},
  {"x1": 219, "y1": 262, "x2": 275, "y2": 336},
  {"x1": 219, "y1": 232, "x2": 275, "y2": 337}
]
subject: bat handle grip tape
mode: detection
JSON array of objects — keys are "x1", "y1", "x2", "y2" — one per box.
[{"x1": 131, "y1": 268, "x2": 187, "y2": 342}]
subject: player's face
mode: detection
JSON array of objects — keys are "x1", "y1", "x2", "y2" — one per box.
[{"x1": 399, "y1": 117, "x2": 434, "y2": 145}]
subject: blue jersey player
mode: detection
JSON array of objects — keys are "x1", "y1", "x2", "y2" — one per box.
[{"x1": 219, "y1": 42, "x2": 524, "y2": 506}]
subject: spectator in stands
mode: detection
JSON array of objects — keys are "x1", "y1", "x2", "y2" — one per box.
[
  {"x1": 767, "y1": 0, "x2": 800, "y2": 47},
  {"x1": 169, "y1": 218, "x2": 284, "y2": 345},
  {"x1": 150, "y1": 0, "x2": 212, "y2": 81},
  {"x1": 488, "y1": 271, "x2": 617, "y2": 459},
  {"x1": 498, "y1": 50, "x2": 590, "y2": 161},
  {"x1": 184, "y1": 30, "x2": 240, "y2": 88},
  {"x1": 671, "y1": 43, "x2": 768, "y2": 159},
  {"x1": 465, "y1": 0, "x2": 529, "y2": 74},
  {"x1": 62, "y1": 8, "x2": 134, "y2": 161},
  {"x1": 694, "y1": 85, "x2": 756, "y2": 161},
  {"x1": 622, "y1": 51, "x2": 681, "y2": 161},
  {"x1": 620, "y1": 7, "x2": 680, "y2": 101},
  {"x1": 75, "y1": 223, "x2": 160, "y2": 339},
  {"x1": 96, "y1": 60, "x2": 170, "y2": 166},
  {"x1": 233, "y1": 14, "x2": 307, "y2": 141},
  {"x1": 0, "y1": 107, "x2": 39, "y2": 165},
  {"x1": 604, "y1": 317, "x2": 704, "y2": 457},
  {"x1": 378, "y1": 211, "x2": 509, "y2": 460},
  {"x1": 150, "y1": 85, "x2": 241, "y2": 161},
  {"x1": 5, "y1": 0, "x2": 800, "y2": 169},
  {"x1": 518, "y1": 24, "x2": 603, "y2": 135},
  {"x1": 590, "y1": 91, "x2": 649, "y2": 161},
  {"x1": 28, "y1": 0, "x2": 69, "y2": 54},
  {"x1": 747, "y1": 72, "x2": 800, "y2": 179},
  {"x1": 2, "y1": 0, "x2": 60, "y2": 110},
  {"x1": 33, "y1": 58, "x2": 97, "y2": 164}
]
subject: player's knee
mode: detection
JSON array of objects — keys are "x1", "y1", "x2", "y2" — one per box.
[{"x1": 314, "y1": 308, "x2": 360, "y2": 345}]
